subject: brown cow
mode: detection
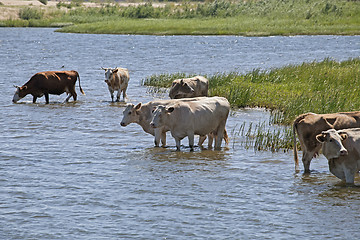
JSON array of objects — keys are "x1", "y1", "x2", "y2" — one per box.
[
  {"x1": 293, "y1": 112, "x2": 360, "y2": 173},
  {"x1": 13, "y1": 70, "x2": 84, "y2": 104}
]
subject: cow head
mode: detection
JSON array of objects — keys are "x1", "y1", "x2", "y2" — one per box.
[
  {"x1": 150, "y1": 105, "x2": 174, "y2": 128},
  {"x1": 103, "y1": 67, "x2": 118, "y2": 85},
  {"x1": 120, "y1": 103, "x2": 142, "y2": 126},
  {"x1": 12, "y1": 85, "x2": 27, "y2": 103},
  {"x1": 316, "y1": 129, "x2": 348, "y2": 159}
]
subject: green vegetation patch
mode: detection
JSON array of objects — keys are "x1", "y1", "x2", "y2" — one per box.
[{"x1": 1, "y1": 0, "x2": 359, "y2": 36}]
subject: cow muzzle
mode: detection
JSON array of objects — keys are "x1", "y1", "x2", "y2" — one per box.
[
  {"x1": 120, "y1": 122, "x2": 127, "y2": 127},
  {"x1": 340, "y1": 149, "x2": 348, "y2": 156}
]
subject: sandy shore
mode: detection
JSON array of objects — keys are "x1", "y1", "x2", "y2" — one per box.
[{"x1": 0, "y1": 0, "x2": 166, "y2": 20}]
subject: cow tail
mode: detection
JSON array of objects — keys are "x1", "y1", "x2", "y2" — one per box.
[
  {"x1": 293, "y1": 121, "x2": 300, "y2": 172},
  {"x1": 77, "y1": 72, "x2": 85, "y2": 95},
  {"x1": 223, "y1": 128, "x2": 229, "y2": 146}
]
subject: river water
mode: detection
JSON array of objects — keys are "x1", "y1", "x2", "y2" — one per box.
[{"x1": 1, "y1": 28, "x2": 360, "y2": 239}]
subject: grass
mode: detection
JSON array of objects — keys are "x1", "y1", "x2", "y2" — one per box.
[
  {"x1": 1, "y1": 0, "x2": 359, "y2": 36},
  {"x1": 142, "y1": 58, "x2": 360, "y2": 150}
]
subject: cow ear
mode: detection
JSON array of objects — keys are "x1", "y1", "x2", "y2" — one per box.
[
  {"x1": 167, "y1": 107, "x2": 175, "y2": 113},
  {"x1": 316, "y1": 133, "x2": 326, "y2": 143},
  {"x1": 113, "y1": 69, "x2": 118, "y2": 73},
  {"x1": 339, "y1": 133, "x2": 348, "y2": 141},
  {"x1": 180, "y1": 79, "x2": 184, "y2": 85},
  {"x1": 22, "y1": 86, "x2": 27, "y2": 90},
  {"x1": 135, "y1": 103, "x2": 142, "y2": 110}
]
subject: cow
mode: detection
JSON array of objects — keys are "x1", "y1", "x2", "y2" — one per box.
[
  {"x1": 316, "y1": 128, "x2": 360, "y2": 185},
  {"x1": 169, "y1": 76, "x2": 208, "y2": 99},
  {"x1": 150, "y1": 96, "x2": 230, "y2": 151},
  {"x1": 120, "y1": 97, "x2": 226, "y2": 148},
  {"x1": 12, "y1": 70, "x2": 84, "y2": 104},
  {"x1": 102, "y1": 67, "x2": 130, "y2": 102},
  {"x1": 293, "y1": 111, "x2": 360, "y2": 173}
]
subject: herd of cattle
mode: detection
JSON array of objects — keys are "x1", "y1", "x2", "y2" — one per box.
[{"x1": 12, "y1": 69, "x2": 360, "y2": 185}]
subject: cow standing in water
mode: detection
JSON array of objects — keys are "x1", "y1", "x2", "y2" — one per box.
[
  {"x1": 293, "y1": 112, "x2": 360, "y2": 173},
  {"x1": 169, "y1": 76, "x2": 208, "y2": 99},
  {"x1": 102, "y1": 67, "x2": 130, "y2": 102},
  {"x1": 150, "y1": 97, "x2": 230, "y2": 151},
  {"x1": 316, "y1": 128, "x2": 360, "y2": 185},
  {"x1": 12, "y1": 70, "x2": 85, "y2": 104}
]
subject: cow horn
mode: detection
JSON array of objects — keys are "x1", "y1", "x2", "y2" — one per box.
[
  {"x1": 101, "y1": 67, "x2": 106, "y2": 70},
  {"x1": 13, "y1": 85, "x2": 19, "y2": 88}
]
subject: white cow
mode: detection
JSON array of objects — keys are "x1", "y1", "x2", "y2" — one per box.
[
  {"x1": 102, "y1": 67, "x2": 130, "y2": 102},
  {"x1": 169, "y1": 76, "x2": 209, "y2": 99},
  {"x1": 150, "y1": 96, "x2": 230, "y2": 151},
  {"x1": 316, "y1": 128, "x2": 360, "y2": 185},
  {"x1": 120, "y1": 100, "x2": 171, "y2": 147}
]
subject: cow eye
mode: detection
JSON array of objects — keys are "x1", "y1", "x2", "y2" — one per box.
[
  {"x1": 128, "y1": 112, "x2": 132, "y2": 115},
  {"x1": 329, "y1": 139, "x2": 333, "y2": 142}
]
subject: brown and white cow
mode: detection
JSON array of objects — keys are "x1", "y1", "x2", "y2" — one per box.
[
  {"x1": 102, "y1": 67, "x2": 130, "y2": 102},
  {"x1": 150, "y1": 96, "x2": 230, "y2": 151},
  {"x1": 13, "y1": 70, "x2": 84, "y2": 104},
  {"x1": 293, "y1": 112, "x2": 360, "y2": 173},
  {"x1": 316, "y1": 128, "x2": 360, "y2": 185},
  {"x1": 120, "y1": 97, "x2": 224, "y2": 148},
  {"x1": 169, "y1": 76, "x2": 208, "y2": 99}
]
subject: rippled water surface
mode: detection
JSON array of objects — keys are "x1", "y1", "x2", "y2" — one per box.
[{"x1": 1, "y1": 28, "x2": 360, "y2": 239}]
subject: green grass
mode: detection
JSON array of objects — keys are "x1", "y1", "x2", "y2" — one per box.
[
  {"x1": 142, "y1": 58, "x2": 360, "y2": 150},
  {"x1": 1, "y1": 0, "x2": 359, "y2": 36}
]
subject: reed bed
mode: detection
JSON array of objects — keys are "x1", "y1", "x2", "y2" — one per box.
[{"x1": 142, "y1": 58, "x2": 360, "y2": 151}]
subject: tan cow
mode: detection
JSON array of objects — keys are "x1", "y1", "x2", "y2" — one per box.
[
  {"x1": 293, "y1": 112, "x2": 360, "y2": 173},
  {"x1": 13, "y1": 70, "x2": 84, "y2": 104},
  {"x1": 169, "y1": 76, "x2": 208, "y2": 99},
  {"x1": 102, "y1": 67, "x2": 130, "y2": 102},
  {"x1": 316, "y1": 128, "x2": 360, "y2": 185},
  {"x1": 120, "y1": 97, "x2": 226, "y2": 148},
  {"x1": 150, "y1": 96, "x2": 230, "y2": 151}
]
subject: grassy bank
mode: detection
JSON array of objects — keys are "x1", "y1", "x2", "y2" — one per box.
[{"x1": 1, "y1": 0, "x2": 359, "y2": 36}]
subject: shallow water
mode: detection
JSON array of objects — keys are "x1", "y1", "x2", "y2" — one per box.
[{"x1": 1, "y1": 28, "x2": 360, "y2": 239}]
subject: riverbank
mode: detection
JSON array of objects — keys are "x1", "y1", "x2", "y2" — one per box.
[{"x1": 1, "y1": 0, "x2": 359, "y2": 36}]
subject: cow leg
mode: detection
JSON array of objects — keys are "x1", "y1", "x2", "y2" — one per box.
[
  {"x1": 154, "y1": 128, "x2": 161, "y2": 147},
  {"x1": 302, "y1": 151, "x2": 315, "y2": 173},
  {"x1": 70, "y1": 87, "x2": 77, "y2": 101},
  {"x1": 116, "y1": 90, "x2": 121, "y2": 102},
  {"x1": 188, "y1": 133, "x2": 195, "y2": 151},
  {"x1": 215, "y1": 121, "x2": 226, "y2": 150},
  {"x1": 44, "y1": 93, "x2": 49, "y2": 104},
  {"x1": 109, "y1": 90, "x2": 114, "y2": 102},
  {"x1": 198, "y1": 135, "x2": 206, "y2": 147},
  {"x1": 160, "y1": 131, "x2": 167, "y2": 147},
  {"x1": 65, "y1": 94, "x2": 72, "y2": 102},
  {"x1": 175, "y1": 138, "x2": 181, "y2": 151},
  {"x1": 32, "y1": 95, "x2": 37, "y2": 103},
  {"x1": 207, "y1": 133, "x2": 214, "y2": 149},
  {"x1": 122, "y1": 89, "x2": 127, "y2": 101}
]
